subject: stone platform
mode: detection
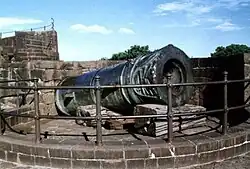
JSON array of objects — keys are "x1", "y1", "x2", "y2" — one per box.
[{"x1": 0, "y1": 114, "x2": 248, "y2": 169}]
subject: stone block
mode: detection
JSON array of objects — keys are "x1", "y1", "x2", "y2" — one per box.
[
  {"x1": 150, "y1": 147, "x2": 172, "y2": 157},
  {"x1": 234, "y1": 144, "x2": 247, "y2": 156},
  {"x1": 65, "y1": 69, "x2": 83, "y2": 76},
  {"x1": 18, "y1": 153, "x2": 35, "y2": 166},
  {"x1": 12, "y1": 144, "x2": 33, "y2": 155},
  {"x1": 40, "y1": 92, "x2": 54, "y2": 104},
  {"x1": 15, "y1": 68, "x2": 30, "y2": 79},
  {"x1": 198, "y1": 151, "x2": 219, "y2": 164},
  {"x1": 39, "y1": 103, "x2": 57, "y2": 115},
  {"x1": 77, "y1": 61, "x2": 98, "y2": 69},
  {"x1": 244, "y1": 64, "x2": 250, "y2": 78},
  {"x1": 31, "y1": 60, "x2": 57, "y2": 69},
  {"x1": 30, "y1": 69, "x2": 44, "y2": 80},
  {"x1": 6, "y1": 151, "x2": 17, "y2": 162},
  {"x1": 145, "y1": 159, "x2": 157, "y2": 169},
  {"x1": 95, "y1": 148, "x2": 123, "y2": 159},
  {"x1": 34, "y1": 146, "x2": 49, "y2": 157},
  {"x1": 175, "y1": 155, "x2": 198, "y2": 168},
  {"x1": 72, "y1": 159, "x2": 100, "y2": 169},
  {"x1": 234, "y1": 134, "x2": 247, "y2": 145},
  {"x1": 158, "y1": 157, "x2": 174, "y2": 169},
  {"x1": 217, "y1": 136, "x2": 235, "y2": 148},
  {"x1": 49, "y1": 147, "x2": 71, "y2": 158},
  {"x1": 219, "y1": 147, "x2": 234, "y2": 160},
  {"x1": 0, "y1": 150, "x2": 6, "y2": 160},
  {"x1": 126, "y1": 159, "x2": 144, "y2": 169},
  {"x1": 0, "y1": 70, "x2": 9, "y2": 78},
  {"x1": 51, "y1": 158, "x2": 71, "y2": 168},
  {"x1": 9, "y1": 62, "x2": 27, "y2": 68},
  {"x1": 101, "y1": 160, "x2": 126, "y2": 169},
  {"x1": 244, "y1": 53, "x2": 250, "y2": 65},
  {"x1": 173, "y1": 142, "x2": 196, "y2": 155},
  {"x1": 247, "y1": 143, "x2": 250, "y2": 151},
  {"x1": 193, "y1": 67, "x2": 216, "y2": 78},
  {"x1": 34, "y1": 156, "x2": 51, "y2": 167},
  {"x1": 196, "y1": 140, "x2": 218, "y2": 153},
  {"x1": 125, "y1": 148, "x2": 149, "y2": 159},
  {"x1": 71, "y1": 148, "x2": 94, "y2": 159},
  {"x1": 0, "y1": 141, "x2": 11, "y2": 151},
  {"x1": 59, "y1": 62, "x2": 75, "y2": 70},
  {"x1": 248, "y1": 133, "x2": 250, "y2": 141},
  {"x1": 43, "y1": 69, "x2": 62, "y2": 81}
]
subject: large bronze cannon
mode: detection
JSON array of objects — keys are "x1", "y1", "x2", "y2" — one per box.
[{"x1": 55, "y1": 44, "x2": 193, "y2": 116}]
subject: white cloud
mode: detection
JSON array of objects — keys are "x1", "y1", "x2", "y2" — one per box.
[
  {"x1": 207, "y1": 18, "x2": 224, "y2": 23},
  {"x1": 154, "y1": 0, "x2": 250, "y2": 16},
  {"x1": 70, "y1": 24, "x2": 113, "y2": 34},
  {"x1": 164, "y1": 18, "x2": 201, "y2": 28},
  {"x1": 214, "y1": 21, "x2": 243, "y2": 31},
  {"x1": 129, "y1": 22, "x2": 134, "y2": 25},
  {"x1": 118, "y1": 28, "x2": 135, "y2": 34},
  {"x1": 0, "y1": 17, "x2": 42, "y2": 28},
  {"x1": 218, "y1": 0, "x2": 250, "y2": 9},
  {"x1": 154, "y1": 1, "x2": 213, "y2": 15},
  {"x1": 241, "y1": 3, "x2": 250, "y2": 6}
]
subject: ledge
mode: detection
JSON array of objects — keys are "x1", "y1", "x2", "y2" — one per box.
[{"x1": 0, "y1": 125, "x2": 249, "y2": 169}]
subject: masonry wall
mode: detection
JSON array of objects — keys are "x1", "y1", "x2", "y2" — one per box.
[{"x1": 1, "y1": 30, "x2": 59, "y2": 61}]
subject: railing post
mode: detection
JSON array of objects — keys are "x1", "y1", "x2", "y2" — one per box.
[
  {"x1": 0, "y1": 108, "x2": 5, "y2": 135},
  {"x1": 34, "y1": 79, "x2": 41, "y2": 143},
  {"x1": 222, "y1": 71, "x2": 228, "y2": 135},
  {"x1": 15, "y1": 81, "x2": 19, "y2": 114},
  {"x1": 95, "y1": 76, "x2": 102, "y2": 146},
  {"x1": 167, "y1": 73, "x2": 173, "y2": 142}
]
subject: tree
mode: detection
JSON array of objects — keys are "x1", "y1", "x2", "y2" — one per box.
[
  {"x1": 110, "y1": 45, "x2": 151, "y2": 60},
  {"x1": 211, "y1": 44, "x2": 250, "y2": 57},
  {"x1": 100, "y1": 57, "x2": 108, "y2": 60}
]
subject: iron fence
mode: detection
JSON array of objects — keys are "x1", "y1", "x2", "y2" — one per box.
[
  {"x1": 0, "y1": 18, "x2": 54, "y2": 38},
  {"x1": 0, "y1": 71, "x2": 250, "y2": 145}
]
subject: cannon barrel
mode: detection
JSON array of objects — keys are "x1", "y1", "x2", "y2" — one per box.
[{"x1": 55, "y1": 44, "x2": 193, "y2": 116}]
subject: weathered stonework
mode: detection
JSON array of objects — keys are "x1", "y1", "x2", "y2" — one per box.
[
  {"x1": 0, "y1": 124, "x2": 248, "y2": 169},
  {"x1": 244, "y1": 53, "x2": 250, "y2": 105}
]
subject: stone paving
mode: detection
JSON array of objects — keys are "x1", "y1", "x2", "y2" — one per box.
[{"x1": 13, "y1": 116, "x2": 220, "y2": 143}]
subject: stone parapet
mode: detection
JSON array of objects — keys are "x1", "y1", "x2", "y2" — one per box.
[{"x1": 0, "y1": 126, "x2": 248, "y2": 169}]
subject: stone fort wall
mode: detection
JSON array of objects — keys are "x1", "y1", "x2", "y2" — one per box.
[{"x1": 0, "y1": 30, "x2": 250, "y2": 120}]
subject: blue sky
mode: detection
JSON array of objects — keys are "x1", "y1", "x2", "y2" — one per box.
[{"x1": 0, "y1": 0, "x2": 250, "y2": 61}]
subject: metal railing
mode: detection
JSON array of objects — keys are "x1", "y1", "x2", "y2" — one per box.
[
  {"x1": 0, "y1": 71, "x2": 249, "y2": 145},
  {"x1": 0, "y1": 18, "x2": 54, "y2": 38}
]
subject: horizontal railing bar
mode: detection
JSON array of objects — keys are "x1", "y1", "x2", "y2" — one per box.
[
  {"x1": 0, "y1": 79, "x2": 37, "y2": 83},
  {"x1": 39, "y1": 108, "x2": 225, "y2": 120},
  {"x1": 0, "y1": 112, "x2": 34, "y2": 118},
  {"x1": 0, "y1": 92, "x2": 33, "y2": 100},
  {"x1": 172, "y1": 79, "x2": 250, "y2": 87},
  {"x1": 1, "y1": 103, "x2": 249, "y2": 120},
  {"x1": 228, "y1": 103, "x2": 250, "y2": 110},
  {"x1": 173, "y1": 108, "x2": 225, "y2": 116},
  {"x1": 1, "y1": 79, "x2": 250, "y2": 90},
  {"x1": 39, "y1": 114, "x2": 168, "y2": 120},
  {"x1": 227, "y1": 79, "x2": 250, "y2": 84}
]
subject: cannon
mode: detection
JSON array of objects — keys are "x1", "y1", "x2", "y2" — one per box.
[{"x1": 55, "y1": 44, "x2": 194, "y2": 116}]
